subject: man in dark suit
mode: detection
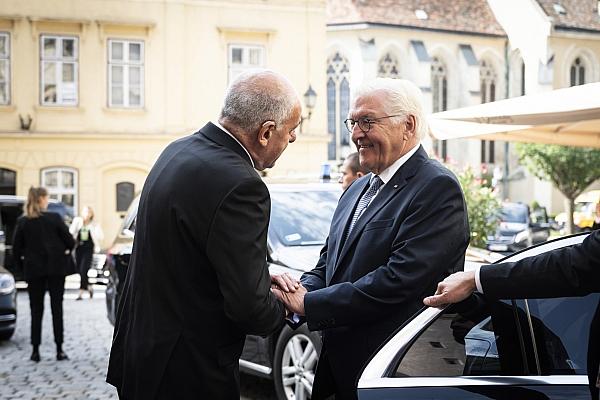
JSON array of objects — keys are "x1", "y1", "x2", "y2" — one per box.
[
  {"x1": 424, "y1": 230, "x2": 600, "y2": 399},
  {"x1": 274, "y1": 79, "x2": 470, "y2": 399},
  {"x1": 106, "y1": 70, "x2": 301, "y2": 400}
]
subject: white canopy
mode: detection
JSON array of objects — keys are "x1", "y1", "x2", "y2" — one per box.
[{"x1": 428, "y1": 82, "x2": 600, "y2": 148}]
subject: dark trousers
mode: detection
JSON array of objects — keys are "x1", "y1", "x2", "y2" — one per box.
[
  {"x1": 27, "y1": 275, "x2": 65, "y2": 346},
  {"x1": 76, "y1": 243, "x2": 93, "y2": 290}
]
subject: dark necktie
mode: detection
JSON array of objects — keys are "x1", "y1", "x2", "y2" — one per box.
[{"x1": 347, "y1": 175, "x2": 383, "y2": 236}]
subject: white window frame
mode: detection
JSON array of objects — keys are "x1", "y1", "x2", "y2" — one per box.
[
  {"x1": 40, "y1": 35, "x2": 79, "y2": 106},
  {"x1": 41, "y1": 167, "x2": 78, "y2": 213},
  {"x1": 228, "y1": 44, "x2": 265, "y2": 83},
  {"x1": 108, "y1": 39, "x2": 145, "y2": 108},
  {"x1": 0, "y1": 32, "x2": 10, "y2": 105}
]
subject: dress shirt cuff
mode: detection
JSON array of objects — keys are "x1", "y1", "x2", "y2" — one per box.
[
  {"x1": 474, "y1": 265, "x2": 484, "y2": 294},
  {"x1": 286, "y1": 313, "x2": 300, "y2": 324}
]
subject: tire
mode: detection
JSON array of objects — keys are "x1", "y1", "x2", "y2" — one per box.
[
  {"x1": 273, "y1": 325, "x2": 321, "y2": 400},
  {"x1": 0, "y1": 328, "x2": 15, "y2": 341}
]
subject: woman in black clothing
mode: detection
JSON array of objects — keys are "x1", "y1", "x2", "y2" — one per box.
[{"x1": 12, "y1": 187, "x2": 75, "y2": 362}]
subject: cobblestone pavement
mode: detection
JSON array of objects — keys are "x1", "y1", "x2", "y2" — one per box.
[{"x1": 0, "y1": 282, "x2": 275, "y2": 399}]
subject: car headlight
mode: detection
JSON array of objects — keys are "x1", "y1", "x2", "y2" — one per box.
[
  {"x1": 514, "y1": 230, "x2": 529, "y2": 244},
  {"x1": 0, "y1": 273, "x2": 15, "y2": 295}
]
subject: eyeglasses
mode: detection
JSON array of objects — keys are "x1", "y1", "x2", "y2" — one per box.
[{"x1": 344, "y1": 115, "x2": 403, "y2": 133}]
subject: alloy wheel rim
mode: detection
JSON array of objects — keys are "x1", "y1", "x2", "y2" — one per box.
[{"x1": 280, "y1": 333, "x2": 318, "y2": 400}]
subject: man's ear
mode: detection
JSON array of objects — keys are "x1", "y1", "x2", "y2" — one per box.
[
  {"x1": 405, "y1": 115, "x2": 417, "y2": 137},
  {"x1": 356, "y1": 171, "x2": 364, "y2": 178},
  {"x1": 258, "y1": 121, "x2": 276, "y2": 147}
]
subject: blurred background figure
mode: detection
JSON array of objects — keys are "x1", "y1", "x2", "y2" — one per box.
[
  {"x1": 70, "y1": 206, "x2": 104, "y2": 300},
  {"x1": 338, "y1": 152, "x2": 369, "y2": 190},
  {"x1": 593, "y1": 202, "x2": 600, "y2": 230},
  {"x1": 12, "y1": 187, "x2": 75, "y2": 362}
]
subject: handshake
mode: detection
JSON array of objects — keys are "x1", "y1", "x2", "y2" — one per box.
[{"x1": 270, "y1": 273, "x2": 307, "y2": 316}]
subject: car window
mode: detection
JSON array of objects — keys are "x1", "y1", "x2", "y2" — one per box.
[
  {"x1": 0, "y1": 204, "x2": 23, "y2": 245},
  {"x1": 269, "y1": 190, "x2": 338, "y2": 246},
  {"x1": 519, "y1": 294, "x2": 599, "y2": 375},
  {"x1": 395, "y1": 297, "x2": 527, "y2": 377},
  {"x1": 500, "y1": 204, "x2": 528, "y2": 223}
]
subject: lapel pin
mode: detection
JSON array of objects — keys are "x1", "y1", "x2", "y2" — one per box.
[{"x1": 393, "y1": 184, "x2": 398, "y2": 189}]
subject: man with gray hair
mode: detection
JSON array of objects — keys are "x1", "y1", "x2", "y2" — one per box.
[
  {"x1": 107, "y1": 69, "x2": 301, "y2": 400},
  {"x1": 273, "y1": 78, "x2": 470, "y2": 399}
]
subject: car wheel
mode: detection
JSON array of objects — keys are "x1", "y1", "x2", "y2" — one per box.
[
  {"x1": 0, "y1": 328, "x2": 15, "y2": 341},
  {"x1": 273, "y1": 325, "x2": 321, "y2": 400}
]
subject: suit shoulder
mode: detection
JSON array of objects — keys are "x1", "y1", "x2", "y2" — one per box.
[{"x1": 421, "y1": 158, "x2": 461, "y2": 185}]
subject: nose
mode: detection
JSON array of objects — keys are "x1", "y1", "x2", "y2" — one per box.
[{"x1": 351, "y1": 124, "x2": 364, "y2": 142}]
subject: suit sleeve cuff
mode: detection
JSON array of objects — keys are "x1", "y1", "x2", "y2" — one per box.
[{"x1": 474, "y1": 265, "x2": 484, "y2": 294}]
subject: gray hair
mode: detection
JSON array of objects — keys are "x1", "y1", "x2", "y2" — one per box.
[
  {"x1": 220, "y1": 69, "x2": 299, "y2": 133},
  {"x1": 353, "y1": 78, "x2": 428, "y2": 140}
]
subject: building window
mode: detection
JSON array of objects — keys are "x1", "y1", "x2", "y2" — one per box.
[
  {"x1": 0, "y1": 33, "x2": 10, "y2": 105},
  {"x1": 40, "y1": 35, "x2": 78, "y2": 106},
  {"x1": 0, "y1": 167, "x2": 16, "y2": 195},
  {"x1": 116, "y1": 182, "x2": 135, "y2": 212},
  {"x1": 570, "y1": 57, "x2": 585, "y2": 86},
  {"x1": 228, "y1": 44, "x2": 264, "y2": 83},
  {"x1": 480, "y1": 60, "x2": 497, "y2": 164},
  {"x1": 431, "y1": 57, "x2": 448, "y2": 160},
  {"x1": 41, "y1": 167, "x2": 77, "y2": 212},
  {"x1": 326, "y1": 52, "x2": 351, "y2": 161},
  {"x1": 377, "y1": 53, "x2": 400, "y2": 78},
  {"x1": 108, "y1": 39, "x2": 144, "y2": 108}
]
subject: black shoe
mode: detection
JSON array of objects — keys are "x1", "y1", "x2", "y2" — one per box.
[
  {"x1": 56, "y1": 351, "x2": 69, "y2": 361},
  {"x1": 30, "y1": 350, "x2": 40, "y2": 362}
]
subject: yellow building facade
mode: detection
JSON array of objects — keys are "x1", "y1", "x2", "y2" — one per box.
[{"x1": 0, "y1": 0, "x2": 328, "y2": 247}]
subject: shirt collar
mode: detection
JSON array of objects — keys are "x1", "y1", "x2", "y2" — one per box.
[
  {"x1": 377, "y1": 143, "x2": 420, "y2": 185},
  {"x1": 213, "y1": 121, "x2": 255, "y2": 168}
]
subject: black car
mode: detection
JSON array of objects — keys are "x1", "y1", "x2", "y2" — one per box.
[
  {"x1": 487, "y1": 202, "x2": 551, "y2": 253},
  {"x1": 0, "y1": 195, "x2": 77, "y2": 281},
  {"x1": 358, "y1": 233, "x2": 596, "y2": 399},
  {"x1": 105, "y1": 184, "x2": 339, "y2": 399},
  {"x1": 0, "y1": 265, "x2": 16, "y2": 341}
]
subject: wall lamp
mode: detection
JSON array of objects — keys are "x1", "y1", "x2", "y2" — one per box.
[{"x1": 300, "y1": 84, "x2": 317, "y2": 134}]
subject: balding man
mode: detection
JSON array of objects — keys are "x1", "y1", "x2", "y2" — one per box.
[
  {"x1": 274, "y1": 79, "x2": 469, "y2": 399},
  {"x1": 339, "y1": 152, "x2": 369, "y2": 190},
  {"x1": 107, "y1": 70, "x2": 301, "y2": 400}
]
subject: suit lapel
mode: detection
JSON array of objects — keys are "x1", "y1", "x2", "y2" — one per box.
[
  {"x1": 332, "y1": 177, "x2": 371, "y2": 264},
  {"x1": 198, "y1": 122, "x2": 254, "y2": 167},
  {"x1": 331, "y1": 146, "x2": 428, "y2": 282}
]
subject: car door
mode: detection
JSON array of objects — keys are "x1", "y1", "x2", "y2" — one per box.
[{"x1": 358, "y1": 234, "x2": 593, "y2": 400}]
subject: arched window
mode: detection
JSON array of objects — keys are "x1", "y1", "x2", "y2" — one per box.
[
  {"x1": 570, "y1": 57, "x2": 585, "y2": 86},
  {"x1": 377, "y1": 53, "x2": 400, "y2": 78},
  {"x1": 480, "y1": 60, "x2": 497, "y2": 163},
  {"x1": 41, "y1": 167, "x2": 77, "y2": 213},
  {"x1": 116, "y1": 182, "x2": 135, "y2": 212},
  {"x1": 326, "y1": 52, "x2": 351, "y2": 160},
  {"x1": 0, "y1": 167, "x2": 16, "y2": 195},
  {"x1": 431, "y1": 57, "x2": 448, "y2": 160},
  {"x1": 480, "y1": 60, "x2": 497, "y2": 104}
]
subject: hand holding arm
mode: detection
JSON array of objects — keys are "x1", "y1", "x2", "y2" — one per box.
[{"x1": 423, "y1": 270, "x2": 476, "y2": 308}]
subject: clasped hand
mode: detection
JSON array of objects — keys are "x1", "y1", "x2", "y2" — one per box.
[{"x1": 270, "y1": 273, "x2": 306, "y2": 316}]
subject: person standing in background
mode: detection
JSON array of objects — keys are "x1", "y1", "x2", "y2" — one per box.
[
  {"x1": 12, "y1": 187, "x2": 75, "y2": 362},
  {"x1": 592, "y1": 202, "x2": 600, "y2": 230},
  {"x1": 70, "y1": 206, "x2": 104, "y2": 300},
  {"x1": 338, "y1": 152, "x2": 369, "y2": 191}
]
